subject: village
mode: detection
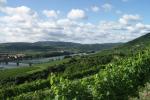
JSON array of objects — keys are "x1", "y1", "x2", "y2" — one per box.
[
  {"x1": 0, "y1": 53, "x2": 25, "y2": 61},
  {"x1": 0, "y1": 53, "x2": 29, "y2": 67}
]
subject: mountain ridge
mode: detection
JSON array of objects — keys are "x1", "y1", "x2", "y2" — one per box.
[{"x1": 0, "y1": 41, "x2": 122, "y2": 53}]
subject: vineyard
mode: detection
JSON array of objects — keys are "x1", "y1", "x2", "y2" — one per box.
[
  {"x1": 0, "y1": 49, "x2": 149, "y2": 100},
  {"x1": 0, "y1": 33, "x2": 150, "y2": 100}
]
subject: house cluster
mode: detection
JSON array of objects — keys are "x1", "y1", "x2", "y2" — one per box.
[{"x1": 0, "y1": 53, "x2": 25, "y2": 61}]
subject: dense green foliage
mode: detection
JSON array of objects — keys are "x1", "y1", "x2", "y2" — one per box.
[
  {"x1": 1, "y1": 33, "x2": 150, "y2": 100},
  {"x1": 1, "y1": 50, "x2": 150, "y2": 100}
]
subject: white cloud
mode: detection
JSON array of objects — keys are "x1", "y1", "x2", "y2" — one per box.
[
  {"x1": 102, "y1": 3, "x2": 112, "y2": 12},
  {"x1": 43, "y1": 10, "x2": 59, "y2": 18},
  {"x1": 126, "y1": 23, "x2": 150, "y2": 33},
  {"x1": 119, "y1": 14, "x2": 141, "y2": 25},
  {"x1": 0, "y1": 6, "x2": 38, "y2": 24},
  {"x1": 91, "y1": 6, "x2": 100, "y2": 12},
  {"x1": 0, "y1": 2, "x2": 149, "y2": 44},
  {"x1": 136, "y1": 23, "x2": 146, "y2": 29},
  {"x1": 0, "y1": 0, "x2": 6, "y2": 5},
  {"x1": 67, "y1": 9, "x2": 87, "y2": 20},
  {"x1": 0, "y1": 5, "x2": 41, "y2": 42},
  {"x1": 0, "y1": 11, "x2": 150, "y2": 43},
  {"x1": 1, "y1": 6, "x2": 35, "y2": 15}
]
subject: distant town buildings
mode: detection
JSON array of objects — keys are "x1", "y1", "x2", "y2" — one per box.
[{"x1": 0, "y1": 53, "x2": 25, "y2": 61}]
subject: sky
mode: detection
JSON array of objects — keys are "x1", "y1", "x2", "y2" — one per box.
[{"x1": 0, "y1": 0, "x2": 150, "y2": 44}]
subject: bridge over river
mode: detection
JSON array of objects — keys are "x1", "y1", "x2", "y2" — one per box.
[
  {"x1": 0, "y1": 53, "x2": 88, "y2": 69},
  {"x1": 0, "y1": 56, "x2": 65, "y2": 69}
]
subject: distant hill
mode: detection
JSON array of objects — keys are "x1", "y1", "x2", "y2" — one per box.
[{"x1": 0, "y1": 41, "x2": 122, "y2": 53}]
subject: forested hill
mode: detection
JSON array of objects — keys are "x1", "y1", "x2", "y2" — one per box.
[{"x1": 0, "y1": 41, "x2": 121, "y2": 53}]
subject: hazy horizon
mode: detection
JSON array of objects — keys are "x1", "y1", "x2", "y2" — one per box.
[{"x1": 0, "y1": 40, "x2": 124, "y2": 45}]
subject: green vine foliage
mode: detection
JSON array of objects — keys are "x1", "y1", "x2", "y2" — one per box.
[{"x1": 0, "y1": 51, "x2": 150, "y2": 100}]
